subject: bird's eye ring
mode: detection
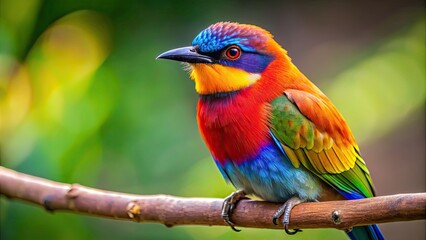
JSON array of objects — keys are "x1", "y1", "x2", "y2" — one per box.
[{"x1": 224, "y1": 46, "x2": 241, "y2": 60}]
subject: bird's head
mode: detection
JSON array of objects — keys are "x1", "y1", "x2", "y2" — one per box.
[{"x1": 157, "y1": 22, "x2": 288, "y2": 95}]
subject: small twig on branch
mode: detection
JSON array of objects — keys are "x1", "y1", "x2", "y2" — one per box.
[{"x1": 0, "y1": 166, "x2": 425, "y2": 230}]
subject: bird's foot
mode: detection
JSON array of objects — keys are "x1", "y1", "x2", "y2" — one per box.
[
  {"x1": 221, "y1": 190, "x2": 247, "y2": 232},
  {"x1": 272, "y1": 196, "x2": 303, "y2": 235}
]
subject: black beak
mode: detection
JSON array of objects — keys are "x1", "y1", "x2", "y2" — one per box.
[{"x1": 156, "y1": 46, "x2": 214, "y2": 64}]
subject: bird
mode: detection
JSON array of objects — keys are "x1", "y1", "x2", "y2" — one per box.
[{"x1": 157, "y1": 22, "x2": 384, "y2": 240}]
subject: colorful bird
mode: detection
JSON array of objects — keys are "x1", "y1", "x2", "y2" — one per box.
[{"x1": 157, "y1": 22, "x2": 384, "y2": 240}]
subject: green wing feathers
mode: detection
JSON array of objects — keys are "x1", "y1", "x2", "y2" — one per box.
[{"x1": 270, "y1": 94, "x2": 376, "y2": 198}]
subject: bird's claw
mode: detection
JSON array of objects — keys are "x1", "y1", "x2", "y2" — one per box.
[
  {"x1": 272, "y1": 196, "x2": 304, "y2": 235},
  {"x1": 272, "y1": 208, "x2": 282, "y2": 225},
  {"x1": 284, "y1": 224, "x2": 303, "y2": 235},
  {"x1": 221, "y1": 190, "x2": 246, "y2": 232}
]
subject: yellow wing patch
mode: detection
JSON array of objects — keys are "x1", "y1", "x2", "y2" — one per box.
[
  {"x1": 283, "y1": 123, "x2": 356, "y2": 174},
  {"x1": 283, "y1": 141, "x2": 357, "y2": 174}
]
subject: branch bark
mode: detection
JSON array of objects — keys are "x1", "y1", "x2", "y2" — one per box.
[{"x1": 0, "y1": 166, "x2": 425, "y2": 230}]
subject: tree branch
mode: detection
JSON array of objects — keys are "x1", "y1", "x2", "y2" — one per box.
[{"x1": 0, "y1": 166, "x2": 425, "y2": 230}]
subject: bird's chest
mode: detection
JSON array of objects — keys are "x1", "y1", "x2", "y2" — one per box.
[
  {"x1": 197, "y1": 96, "x2": 271, "y2": 164},
  {"x1": 196, "y1": 95, "x2": 322, "y2": 202}
]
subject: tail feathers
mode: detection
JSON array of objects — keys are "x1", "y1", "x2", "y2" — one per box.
[{"x1": 346, "y1": 225, "x2": 384, "y2": 240}]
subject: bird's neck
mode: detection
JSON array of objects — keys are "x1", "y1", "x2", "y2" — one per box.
[
  {"x1": 262, "y1": 54, "x2": 322, "y2": 96},
  {"x1": 198, "y1": 90, "x2": 240, "y2": 102}
]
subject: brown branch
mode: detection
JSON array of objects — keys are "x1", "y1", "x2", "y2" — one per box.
[{"x1": 0, "y1": 166, "x2": 425, "y2": 230}]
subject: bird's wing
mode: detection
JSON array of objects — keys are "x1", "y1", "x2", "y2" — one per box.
[{"x1": 270, "y1": 90, "x2": 375, "y2": 199}]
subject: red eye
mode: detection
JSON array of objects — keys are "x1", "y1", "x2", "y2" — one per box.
[{"x1": 225, "y1": 46, "x2": 241, "y2": 60}]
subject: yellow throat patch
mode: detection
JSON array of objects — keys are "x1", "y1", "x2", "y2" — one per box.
[{"x1": 189, "y1": 64, "x2": 261, "y2": 94}]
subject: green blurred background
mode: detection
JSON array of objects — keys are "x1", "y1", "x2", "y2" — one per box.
[{"x1": 0, "y1": 0, "x2": 424, "y2": 239}]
